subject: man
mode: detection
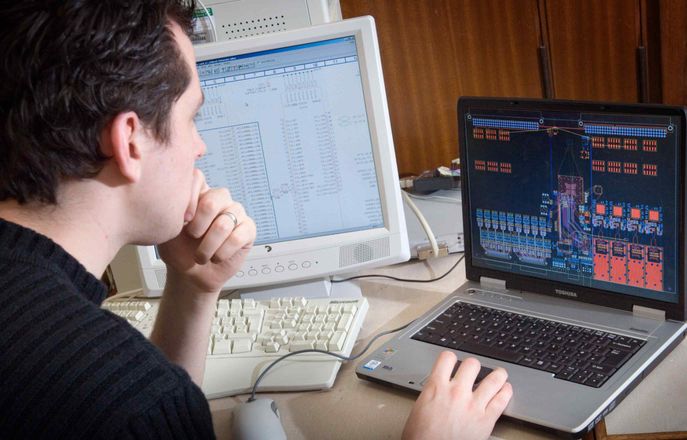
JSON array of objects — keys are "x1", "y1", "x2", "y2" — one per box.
[{"x1": 0, "y1": 1, "x2": 512, "y2": 439}]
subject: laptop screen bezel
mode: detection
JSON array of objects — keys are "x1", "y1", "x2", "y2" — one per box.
[{"x1": 458, "y1": 97, "x2": 687, "y2": 322}]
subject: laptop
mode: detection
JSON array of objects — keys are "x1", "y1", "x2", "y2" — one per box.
[{"x1": 356, "y1": 97, "x2": 687, "y2": 438}]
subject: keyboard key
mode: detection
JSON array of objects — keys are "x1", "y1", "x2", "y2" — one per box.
[
  {"x1": 214, "y1": 339, "x2": 231, "y2": 355},
  {"x1": 264, "y1": 342, "x2": 280, "y2": 353},
  {"x1": 290, "y1": 341, "x2": 314, "y2": 351},
  {"x1": 232, "y1": 339, "x2": 252, "y2": 354},
  {"x1": 602, "y1": 349, "x2": 631, "y2": 368},
  {"x1": 544, "y1": 362, "x2": 563, "y2": 374},
  {"x1": 556, "y1": 366, "x2": 578, "y2": 380},
  {"x1": 571, "y1": 370, "x2": 592, "y2": 384},
  {"x1": 610, "y1": 341, "x2": 640, "y2": 353},
  {"x1": 586, "y1": 373, "x2": 609, "y2": 388},
  {"x1": 588, "y1": 363, "x2": 616, "y2": 375},
  {"x1": 337, "y1": 313, "x2": 354, "y2": 331},
  {"x1": 329, "y1": 331, "x2": 347, "y2": 351}
]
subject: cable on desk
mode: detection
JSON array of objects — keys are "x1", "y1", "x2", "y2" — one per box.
[
  {"x1": 247, "y1": 319, "x2": 415, "y2": 402},
  {"x1": 331, "y1": 253, "x2": 465, "y2": 284},
  {"x1": 402, "y1": 190, "x2": 439, "y2": 258}
]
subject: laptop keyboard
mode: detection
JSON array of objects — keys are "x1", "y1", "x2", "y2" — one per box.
[{"x1": 411, "y1": 301, "x2": 645, "y2": 388}]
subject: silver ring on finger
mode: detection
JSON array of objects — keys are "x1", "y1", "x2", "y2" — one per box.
[{"x1": 220, "y1": 211, "x2": 239, "y2": 229}]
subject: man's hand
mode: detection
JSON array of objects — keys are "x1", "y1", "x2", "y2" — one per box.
[
  {"x1": 402, "y1": 352, "x2": 513, "y2": 440},
  {"x1": 158, "y1": 169, "x2": 257, "y2": 294},
  {"x1": 150, "y1": 170, "x2": 256, "y2": 384}
]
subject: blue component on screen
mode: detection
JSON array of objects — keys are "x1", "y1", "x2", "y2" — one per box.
[
  {"x1": 472, "y1": 118, "x2": 539, "y2": 130},
  {"x1": 584, "y1": 124, "x2": 667, "y2": 138}
]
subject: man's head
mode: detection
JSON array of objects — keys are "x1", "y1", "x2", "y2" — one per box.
[{"x1": 0, "y1": 0, "x2": 198, "y2": 204}]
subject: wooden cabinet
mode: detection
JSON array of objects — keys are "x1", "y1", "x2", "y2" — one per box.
[
  {"x1": 341, "y1": 0, "x2": 544, "y2": 176},
  {"x1": 341, "y1": 0, "x2": 682, "y2": 176},
  {"x1": 543, "y1": 0, "x2": 641, "y2": 102},
  {"x1": 660, "y1": 0, "x2": 687, "y2": 105}
]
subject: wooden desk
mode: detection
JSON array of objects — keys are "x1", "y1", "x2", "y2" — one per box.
[{"x1": 209, "y1": 254, "x2": 687, "y2": 439}]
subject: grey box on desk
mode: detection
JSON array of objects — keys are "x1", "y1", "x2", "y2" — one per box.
[{"x1": 403, "y1": 189, "x2": 464, "y2": 258}]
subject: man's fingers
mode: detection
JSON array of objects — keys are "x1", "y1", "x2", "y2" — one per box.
[
  {"x1": 193, "y1": 203, "x2": 249, "y2": 263},
  {"x1": 485, "y1": 381, "x2": 513, "y2": 420},
  {"x1": 472, "y1": 367, "x2": 509, "y2": 409},
  {"x1": 427, "y1": 351, "x2": 459, "y2": 386},
  {"x1": 185, "y1": 187, "x2": 234, "y2": 239},
  {"x1": 209, "y1": 219, "x2": 256, "y2": 263},
  {"x1": 450, "y1": 357, "x2": 482, "y2": 392}
]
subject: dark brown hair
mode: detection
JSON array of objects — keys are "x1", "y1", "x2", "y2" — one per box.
[{"x1": 0, "y1": 0, "x2": 197, "y2": 203}]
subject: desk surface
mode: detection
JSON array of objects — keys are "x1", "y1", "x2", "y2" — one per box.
[{"x1": 209, "y1": 254, "x2": 687, "y2": 439}]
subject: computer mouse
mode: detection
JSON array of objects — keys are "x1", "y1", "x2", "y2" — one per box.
[{"x1": 232, "y1": 398, "x2": 287, "y2": 440}]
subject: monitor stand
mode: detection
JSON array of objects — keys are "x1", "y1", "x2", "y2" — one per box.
[{"x1": 238, "y1": 277, "x2": 362, "y2": 301}]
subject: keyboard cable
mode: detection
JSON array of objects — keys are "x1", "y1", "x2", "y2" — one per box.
[
  {"x1": 247, "y1": 319, "x2": 415, "y2": 403},
  {"x1": 331, "y1": 253, "x2": 465, "y2": 284}
]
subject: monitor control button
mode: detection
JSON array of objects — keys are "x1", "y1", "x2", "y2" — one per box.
[
  {"x1": 236, "y1": 271, "x2": 244, "y2": 278},
  {"x1": 262, "y1": 268, "x2": 271, "y2": 274},
  {"x1": 288, "y1": 263, "x2": 298, "y2": 270},
  {"x1": 302, "y1": 261, "x2": 311, "y2": 268},
  {"x1": 248, "y1": 269, "x2": 258, "y2": 276},
  {"x1": 275, "y1": 265, "x2": 285, "y2": 272}
]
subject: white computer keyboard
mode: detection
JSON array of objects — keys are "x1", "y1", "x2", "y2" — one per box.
[{"x1": 102, "y1": 296, "x2": 368, "y2": 399}]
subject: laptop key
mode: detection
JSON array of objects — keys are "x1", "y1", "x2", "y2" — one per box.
[
  {"x1": 602, "y1": 349, "x2": 630, "y2": 367},
  {"x1": 555, "y1": 366, "x2": 578, "y2": 380},
  {"x1": 533, "y1": 359, "x2": 550, "y2": 371},
  {"x1": 571, "y1": 370, "x2": 592, "y2": 384},
  {"x1": 589, "y1": 363, "x2": 616, "y2": 375},
  {"x1": 544, "y1": 362, "x2": 563, "y2": 374},
  {"x1": 609, "y1": 341, "x2": 640, "y2": 353},
  {"x1": 586, "y1": 373, "x2": 609, "y2": 388},
  {"x1": 518, "y1": 356, "x2": 536, "y2": 366}
]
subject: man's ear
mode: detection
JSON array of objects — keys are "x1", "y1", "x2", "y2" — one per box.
[{"x1": 101, "y1": 112, "x2": 145, "y2": 183}]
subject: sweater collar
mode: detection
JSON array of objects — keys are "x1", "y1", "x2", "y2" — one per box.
[{"x1": 0, "y1": 218, "x2": 107, "y2": 304}]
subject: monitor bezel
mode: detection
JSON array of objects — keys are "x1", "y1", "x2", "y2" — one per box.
[
  {"x1": 458, "y1": 97, "x2": 687, "y2": 321},
  {"x1": 136, "y1": 16, "x2": 409, "y2": 290}
]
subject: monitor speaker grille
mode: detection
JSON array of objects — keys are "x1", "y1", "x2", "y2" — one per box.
[
  {"x1": 339, "y1": 238, "x2": 390, "y2": 268},
  {"x1": 222, "y1": 15, "x2": 289, "y2": 40}
]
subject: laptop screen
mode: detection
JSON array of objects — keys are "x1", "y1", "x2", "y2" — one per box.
[{"x1": 461, "y1": 102, "x2": 682, "y2": 304}]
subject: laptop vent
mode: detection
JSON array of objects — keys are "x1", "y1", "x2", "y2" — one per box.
[{"x1": 339, "y1": 238, "x2": 390, "y2": 268}]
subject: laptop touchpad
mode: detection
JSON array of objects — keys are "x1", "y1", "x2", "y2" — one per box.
[{"x1": 420, "y1": 360, "x2": 493, "y2": 388}]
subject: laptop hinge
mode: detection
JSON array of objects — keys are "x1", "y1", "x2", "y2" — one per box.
[
  {"x1": 632, "y1": 305, "x2": 665, "y2": 321},
  {"x1": 480, "y1": 277, "x2": 506, "y2": 290}
]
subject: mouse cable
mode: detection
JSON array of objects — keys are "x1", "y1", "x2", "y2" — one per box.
[
  {"x1": 331, "y1": 253, "x2": 465, "y2": 284},
  {"x1": 247, "y1": 319, "x2": 416, "y2": 402}
]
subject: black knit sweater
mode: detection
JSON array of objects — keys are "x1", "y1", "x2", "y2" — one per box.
[{"x1": 0, "y1": 219, "x2": 215, "y2": 439}]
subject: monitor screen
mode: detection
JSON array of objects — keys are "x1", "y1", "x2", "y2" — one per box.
[
  {"x1": 195, "y1": 36, "x2": 383, "y2": 246},
  {"x1": 134, "y1": 17, "x2": 409, "y2": 295},
  {"x1": 461, "y1": 102, "x2": 682, "y2": 304}
]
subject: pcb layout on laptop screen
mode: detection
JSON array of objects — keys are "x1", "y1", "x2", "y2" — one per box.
[{"x1": 462, "y1": 107, "x2": 681, "y2": 303}]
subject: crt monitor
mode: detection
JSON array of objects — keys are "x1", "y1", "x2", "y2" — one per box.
[{"x1": 135, "y1": 16, "x2": 409, "y2": 298}]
